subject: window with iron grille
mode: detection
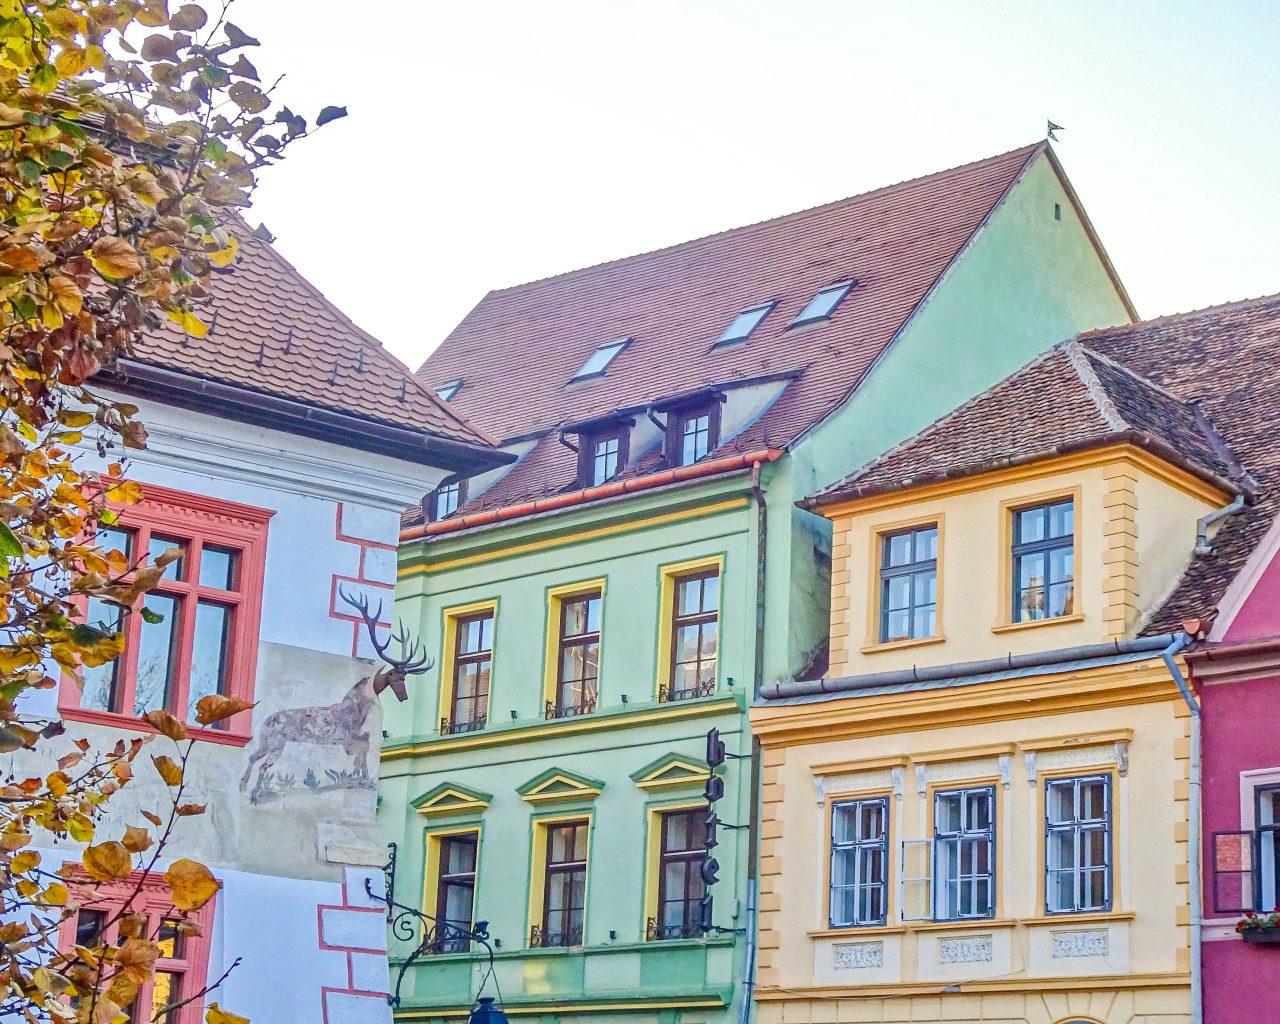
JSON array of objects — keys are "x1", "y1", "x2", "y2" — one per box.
[
  {"x1": 433, "y1": 833, "x2": 478, "y2": 953},
  {"x1": 552, "y1": 592, "x2": 600, "y2": 718},
  {"x1": 666, "y1": 569, "x2": 718, "y2": 701},
  {"x1": 651, "y1": 809, "x2": 708, "y2": 940},
  {"x1": 830, "y1": 797, "x2": 889, "y2": 927},
  {"x1": 539, "y1": 821, "x2": 588, "y2": 947},
  {"x1": 934, "y1": 786, "x2": 995, "y2": 920},
  {"x1": 878, "y1": 524, "x2": 938, "y2": 643},
  {"x1": 1012, "y1": 499, "x2": 1074, "y2": 622},
  {"x1": 447, "y1": 612, "x2": 492, "y2": 733},
  {"x1": 1045, "y1": 774, "x2": 1111, "y2": 914}
]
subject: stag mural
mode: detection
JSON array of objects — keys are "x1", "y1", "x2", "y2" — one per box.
[{"x1": 239, "y1": 589, "x2": 431, "y2": 804}]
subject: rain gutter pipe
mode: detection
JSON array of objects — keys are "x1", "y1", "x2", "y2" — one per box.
[
  {"x1": 1194, "y1": 494, "x2": 1245, "y2": 555},
  {"x1": 1160, "y1": 630, "x2": 1200, "y2": 1024}
]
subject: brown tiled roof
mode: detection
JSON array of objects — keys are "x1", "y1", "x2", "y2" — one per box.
[
  {"x1": 127, "y1": 221, "x2": 495, "y2": 448},
  {"x1": 810, "y1": 293, "x2": 1280, "y2": 634},
  {"x1": 410, "y1": 143, "x2": 1067, "y2": 527},
  {"x1": 809, "y1": 340, "x2": 1241, "y2": 504}
]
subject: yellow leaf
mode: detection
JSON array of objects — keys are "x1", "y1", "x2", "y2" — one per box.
[
  {"x1": 58, "y1": 410, "x2": 94, "y2": 428},
  {"x1": 142, "y1": 709, "x2": 187, "y2": 741},
  {"x1": 151, "y1": 755, "x2": 182, "y2": 787},
  {"x1": 82, "y1": 840, "x2": 132, "y2": 881},
  {"x1": 166, "y1": 307, "x2": 208, "y2": 338},
  {"x1": 207, "y1": 234, "x2": 239, "y2": 268},
  {"x1": 42, "y1": 881, "x2": 68, "y2": 906},
  {"x1": 10, "y1": 849, "x2": 39, "y2": 873},
  {"x1": 89, "y1": 237, "x2": 143, "y2": 279},
  {"x1": 54, "y1": 47, "x2": 87, "y2": 76},
  {"x1": 47, "y1": 771, "x2": 70, "y2": 798},
  {"x1": 206, "y1": 1003, "x2": 249, "y2": 1024},
  {"x1": 79, "y1": 631, "x2": 124, "y2": 669},
  {"x1": 122, "y1": 825, "x2": 153, "y2": 853},
  {"x1": 67, "y1": 814, "x2": 94, "y2": 843},
  {"x1": 40, "y1": 300, "x2": 63, "y2": 329},
  {"x1": 49, "y1": 275, "x2": 83, "y2": 315},
  {"x1": 116, "y1": 937, "x2": 159, "y2": 984},
  {"x1": 0, "y1": 247, "x2": 39, "y2": 272},
  {"x1": 194, "y1": 694, "x2": 255, "y2": 725},
  {"x1": 166, "y1": 858, "x2": 220, "y2": 911},
  {"x1": 105, "y1": 479, "x2": 143, "y2": 504}
]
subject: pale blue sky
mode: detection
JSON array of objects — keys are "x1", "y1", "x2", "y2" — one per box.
[{"x1": 234, "y1": 0, "x2": 1280, "y2": 364}]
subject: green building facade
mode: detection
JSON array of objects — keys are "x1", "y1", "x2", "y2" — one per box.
[{"x1": 378, "y1": 143, "x2": 1134, "y2": 1024}]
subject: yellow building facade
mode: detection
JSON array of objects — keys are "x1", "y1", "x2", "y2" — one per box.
[{"x1": 750, "y1": 437, "x2": 1236, "y2": 1024}]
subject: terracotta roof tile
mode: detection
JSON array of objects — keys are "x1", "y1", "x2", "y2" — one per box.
[{"x1": 128, "y1": 219, "x2": 494, "y2": 447}]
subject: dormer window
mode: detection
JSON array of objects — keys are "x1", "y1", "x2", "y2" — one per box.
[
  {"x1": 435, "y1": 380, "x2": 463, "y2": 402},
  {"x1": 427, "y1": 479, "x2": 466, "y2": 522},
  {"x1": 571, "y1": 338, "x2": 631, "y2": 382},
  {"x1": 576, "y1": 424, "x2": 629, "y2": 488},
  {"x1": 715, "y1": 302, "x2": 776, "y2": 348},
  {"x1": 791, "y1": 280, "x2": 854, "y2": 328},
  {"x1": 665, "y1": 404, "x2": 721, "y2": 467}
]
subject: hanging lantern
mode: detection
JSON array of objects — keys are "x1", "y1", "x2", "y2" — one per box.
[{"x1": 468, "y1": 996, "x2": 509, "y2": 1024}]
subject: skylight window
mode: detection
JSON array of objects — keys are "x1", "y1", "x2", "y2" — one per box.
[
  {"x1": 435, "y1": 379, "x2": 463, "y2": 402},
  {"x1": 571, "y1": 338, "x2": 631, "y2": 382},
  {"x1": 715, "y1": 301, "x2": 776, "y2": 347},
  {"x1": 792, "y1": 280, "x2": 855, "y2": 328}
]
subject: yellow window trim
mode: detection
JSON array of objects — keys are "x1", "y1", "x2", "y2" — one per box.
[
  {"x1": 997, "y1": 486, "x2": 1083, "y2": 629},
  {"x1": 541, "y1": 578, "x2": 607, "y2": 712},
  {"x1": 437, "y1": 598, "x2": 499, "y2": 735},
  {"x1": 925, "y1": 772, "x2": 1005, "y2": 922},
  {"x1": 527, "y1": 812, "x2": 592, "y2": 947},
  {"x1": 642, "y1": 798, "x2": 707, "y2": 935},
  {"x1": 864, "y1": 512, "x2": 944, "y2": 650},
  {"x1": 822, "y1": 785, "x2": 895, "y2": 930},
  {"x1": 654, "y1": 554, "x2": 725, "y2": 700},
  {"x1": 421, "y1": 823, "x2": 482, "y2": 943},
  {"x1": 1035, "y1": 763, "x2": 1121, "y2": 916}
]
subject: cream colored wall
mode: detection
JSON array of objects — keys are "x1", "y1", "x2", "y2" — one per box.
[
  {"x1": 758, "y1": 683, "x2": 1190, "y2": 998},
  {"x1": 827, "y1": 452, "x2": 1225, "y2": 679}
]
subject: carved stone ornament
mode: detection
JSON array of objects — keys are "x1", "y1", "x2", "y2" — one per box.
[
  {"x1": 1051, "y1": 929, "x2": 1109, "y2": 958},
  {"x1": 814, "y1": 775, "x2": 825, "y2": 806},
  {"x1": 891, "y1": 766, "x2": 904, "y2": 801},
  {"x1": 833, "y1": 941, "x2": 884, "y2": 970},
  {"x1": 999, "y1": 755, "x2": 1012, "y2": 790},
  {"x1": 937, "y1": 935, "x2": 993, "y2": 964},
  {"x1": 1025, "y1": 751, "x2": 1038, "y2": 787},
  {"x1": 915, "y1": 764, "x2": 928, "y2": 795}
]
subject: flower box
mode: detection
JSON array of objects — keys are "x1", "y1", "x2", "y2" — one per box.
[{"x1": 1242, "y1": 927, "x2": 1280, "y2": 944}]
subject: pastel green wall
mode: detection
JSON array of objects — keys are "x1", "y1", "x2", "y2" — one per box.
[
  {"x1": 382, "y1": 475, "x2": 759, "y2": 1021},
  {"x1": 764, "y1": 151, "x2": 1135, "y2": 684}
]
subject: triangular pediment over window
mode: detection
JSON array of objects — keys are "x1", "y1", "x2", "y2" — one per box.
[
  {"x1": 517, "y1": 767, "x2": 606, "y2": 805},
  {"x1": 412, "y1": 781, "x2": 493, "y2": 818},
  {"x1": 629, "y1": 752, "x2": 714, "y2": 792}
]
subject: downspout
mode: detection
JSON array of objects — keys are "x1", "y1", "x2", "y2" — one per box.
[
  {"x1": 1194, "y1": 494, "x2": 1245, "y2": 556},
  {"x1": 738, "y1": 461, "x2": 767, "y2": 1024},
  {"x1": 1160, "y1": 631, "x2": 1201, "y2": 1024}
]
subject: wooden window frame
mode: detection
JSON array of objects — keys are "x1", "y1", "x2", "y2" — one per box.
[
  {"x1": 651, "y1": 808, "x2": 708, "y2": 940},
  {"x1": 530, "y1": 818, "x2": 590, "y2": 948},
  {"x1": 664, "y1": 402, "x2": 722, "y2": 468},
  {"x1": 437, "y1": 600, "x2": 498, "y2": 736},
  {"x1": 59, "y1": 483, "x2": 272, "y2": 746},
  {"x1": 58, "y1": 866, "x2": 216, "y2": 1024},
  {"x1": 664, "y1": 567, "x2": 720, "y2": 703},
  {"x1": 1043, "y1": 772, "x2": 1113, "y2": 915},
  {"x1": 427, "y1": 479, "x2": 467, "y2": 522},
  {"x1": 654, "y1": 556, "x2": 723, "y2": 701},
  {"x1": 432, "y1": 831, "x2": 479, "y2": 953},
  {"x1": 577, "y1": 424, "x2": 630, "y2": 488},
  {"x1": 932, "y1": 784, "x2": 997, "y2": 922},
  {"x1": 446, "y1": 611, "x2": 493, "y2": 734},
  {"x1": 549, "y1": 589, "x2": 601, "y2": 719}
]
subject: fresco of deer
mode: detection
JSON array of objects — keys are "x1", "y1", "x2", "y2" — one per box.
[{"x1": 239, "y1": 588, "x2": 431, "y2": 804}]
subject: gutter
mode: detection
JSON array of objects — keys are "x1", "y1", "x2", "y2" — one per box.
[
  {"x1": 107, "y1": 359, "x2": 514, "y2": 474},
  {"x1": 760, "y1": 634, "x2": 1181, "y2": 701},
  {"x1": 401, "y1": 448, "x2": 784, "y2": 542},
  {"x1": 1159, "y1": 630, "x2": 1201, "y2": 1024},
  {"x1": 1194, "y1": 494, "x2": 1246, "y2": 556}
]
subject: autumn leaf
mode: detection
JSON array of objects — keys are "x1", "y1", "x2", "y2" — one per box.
[
  {"x1": 176, "y1": 803, "x2": 206, "y2": 816},
  {"x1": 194, "y1": 694, "x2": 255, "y2": 725},
  {"x1": 0, "y1": 248, "x2": 40, "y2": 272},
  {"x1": 142, "y1": 709, "x2": 188, "y2": 741},
  {"x1": 166, "y1": 307, "x2": 209, "y2": 337},
  {"x1": 42, "y1": 881, "x2": 68, "y2": 906},
  {"x1": 116, "y1": 937, "x2": 160, "y2": 984},
  {"x1": 166, "y1": 858, "x2": 220, "y2": 911},
  {"x1": 206, "y1": 1004, "x2": 250, "y2": 1024},
  {"x1": 82, "y1": 840, "x2": 132, "y2": 881},
  {"x1": 122, "y1": 825, "x2": 153, "y2": 853},
  {"x1": 151, "y1": 754, "x2": 183, "y2": 786},
  {"x1": 48, "y1": 275, "x2": 83, "y2": 315},
  {"x1": 89, "y1": 237, "x2": 143, "y2": 279}
]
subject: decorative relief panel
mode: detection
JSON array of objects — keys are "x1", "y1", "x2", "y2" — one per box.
[
  {"x1": 927, "y1": 758, "x2": 1000, "y2": 783},
  {"x1": 1039, "y1": 746, "x2": 1117, "y2": 772},
  {"x1": 937, "y1": 935, "x2": 993, "y2": 964},
  {"x1": 823, "y1": 770, "x2": 893, "y2": 796},
  {"x1": 833, "y1": 942, "x2": 884, "y2": 970},
  {"x1": 1051, "y1": 929, "x2": 1109, "y2": 958}
]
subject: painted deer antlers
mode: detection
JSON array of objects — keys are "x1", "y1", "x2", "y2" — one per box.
[{"x1": 338, "y1": 586, "x2": 433, "y2": 701}]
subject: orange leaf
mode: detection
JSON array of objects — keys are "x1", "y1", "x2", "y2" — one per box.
[
  {"x1": 165, "y1": 858, "x2": 220, "y2": 911},
  {"x1": 151, "y1": 755, "x2": 182, "y2": 787},
  {"x1": 142, "y1": 710, "x2": 187, "y2": 741},
  {"x1": 193, "y1": 694, "x2": 254, "y2": 725},
  {"x1": 82, "y1": 840, "x2": 132, "y2": 882}
]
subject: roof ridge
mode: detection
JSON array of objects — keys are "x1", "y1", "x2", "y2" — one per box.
[
  {"x1": 1062, "y1": 339, "x2": 1128, "y2": 431},
  {"x1": 484, "y1": 142, "x2": 1045, "y2": 296},
  {"x1": 810, "y1": 341, "x2": 1070, "y2": 499},
  {"x1": 1079, "y1": 290, "x2": 1280, "y2": 340}
]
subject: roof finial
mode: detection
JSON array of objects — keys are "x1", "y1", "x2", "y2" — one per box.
[{"x1": 1047, "y1": 119, "x2": 1064, "y2": 142}]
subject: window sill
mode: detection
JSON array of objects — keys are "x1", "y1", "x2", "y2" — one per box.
[
  {"x1": 990, "y1": 612, "x2": 1085, "y2": 635},
  {"x1": 860, "y1": 635, "x2": 947, "y2": 655},
  {"x1": 58, "y1": 706, "x2": 251, "y2": 747},
  {"x1": 807, "y1": 925, "x2": 907, "y2": 939},
  {"x1": 1020, "y1": 910, "x2": 1134, "y2": 926},
  {"x1": 907, "y1": 917, "x2": 1016, "y2": 932}
]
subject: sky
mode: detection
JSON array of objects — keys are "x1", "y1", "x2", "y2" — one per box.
[{"x1": 226, "y1": 0, "x2": 1280, "y2": 369}]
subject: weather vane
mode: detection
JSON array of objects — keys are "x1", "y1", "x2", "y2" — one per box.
[{"x1": 1047, "y1": 119, "x2": 1064, "y2": 142}]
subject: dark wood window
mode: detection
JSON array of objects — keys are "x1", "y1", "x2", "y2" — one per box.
[
  {"x1": 445, "y1": 612, "x2": 492, "y2": 734},
  {"x1": 534, "y1": 821, "x2": 588, "y2": 947},
  {"x1": 433, "y1": 832, "x2": 478, "y2": 953},
  {"x1": 651, "y1": 809, "x2": 707, "y2": 940},
  {"x1": 549, "y1": 591, "x2": 600, "y2": 719},
  {"x1": 429, "y1": 480, "x2": 466, "y2": 522},
  {"x1": 591, "y1": 436, "x2": 621, "y2": 485},
  {"x1": 664, "y1": 403, "x2": 721, "y2": 468},
  {"x1": 1012, "y1": 499, "x2": 1074, "y2": 622},
  {"x1": 1045, "y1": 774, "x2": 1111, "y2": 914},
  {"x1": 664, "y1": 569, "x2": 719, "y2": 702},
  {"x1": 577, "y1": 425, "x2": 629, "y2": 488},
  {"x1": 830, "y1": 797, "x2": 889, "y2": 927},
  {"x1": 879, "y1": 524, "x2": 938, "y2": 643}
]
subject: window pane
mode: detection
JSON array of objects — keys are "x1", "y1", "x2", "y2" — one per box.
[
  {"x1": 912, "y1": 605, "x2": 935, "y2": 639},
  {"x1": 81, "y1": 597, "x2": 123, "y2": 712},
  {"x1": 915, "y1": 527, "x2": 938, "y2": 561},
  {"x1": 936, "y1": 793, "x2": 962, "y2": 834},
  {"x1": 133, "y1": 593, "x2": 179, "y2": 715},
  {"x1": 199, "y1": 545, "x2": 238, "y2": 590},
  {"x1": 701, "y1": 574, "x2": 719, "y2": 613},
  {"x1": 443, "y1": 836, "x2": 477, "y2": 875},
  {"x1": 884, "y1": 609, "x2": 910, "y2": 642},
  {"x1": 1046, "y1": 782, "x2": 1075, "y2": 825},
  {"x1": 1049, "y1": 545, "x2": 1073, "y2": 586},
  {"x1": 859, "y1": 802, "x2": 885, "y2": 841},
  {"x1": 1080, "y1": 779, "x2": 1107, "y2": 821},
  {"x1": 75, "y1": 908, "x2": 107, "y2": 947},
  {"x1": 156, "y1": 919, "x2": 184, "y2": 959},
  {"x1": 188, "y1": 601, "x2": 231, "y2": 720},
  {"x1": 149, "y1": 534, "x2": 186, "y2": 581},
  {"x1": 886, "y1": 532, "x2": 913, "y2": 568},
  {"x1": 885, "y1": 575, "x2": 911, "y2": 611},
  {"x1": 913, "y1": 571, "x2": 936, "y2": 606},
  {"x1": 151, "y1": 970, "x2": 180, "y2": 1024},
  {"x1": 717, "y1": 304, "x2": 772, "y2": 345},
  {"x1": 1049, "y1": 501, "x2": 1073, "y2": 539},
  {"x1": 832, "y1": 805, "x2": 856, "y2": 845},
  {"x1": 793, "y1": 282, "x2": 852, "y2": 325},
  {"x1": 573, "y1": 340, "x2": 628, "y2": 379},
  {"x1": 1017, "y1": 507, "x2": 1047, "y2": 544}
]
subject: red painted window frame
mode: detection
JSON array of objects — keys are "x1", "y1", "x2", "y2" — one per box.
[
  {"x1": 59, "y1": 483, "x2": 273, "y2": 746},
  {"x1": 57, "y1": 867, "x2": 217, "y2": 1024}
]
